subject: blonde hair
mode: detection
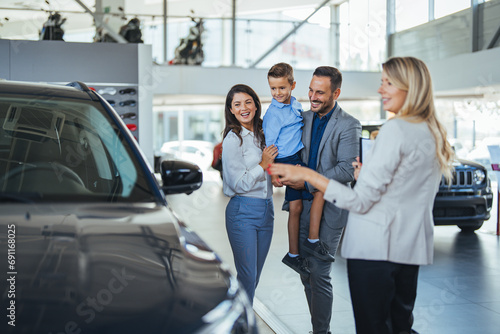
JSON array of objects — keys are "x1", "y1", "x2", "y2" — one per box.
[{"x1": 382, "y1": 57, "x2": 454, "y2": 182}]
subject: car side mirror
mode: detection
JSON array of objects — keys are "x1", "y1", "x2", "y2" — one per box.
[{"x1": 160, "y1": 160, "x2": 202, "y2": 195}]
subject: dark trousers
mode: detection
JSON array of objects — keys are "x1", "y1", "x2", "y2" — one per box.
[
  {"x1": 347, "y1": 259, "x2": 420, "y2": 334},
  {"x1": 299, "y1": 200, "x2": 343, "y2": 334}
]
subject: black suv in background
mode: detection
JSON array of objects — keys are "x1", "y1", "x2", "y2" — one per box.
[
  {"x1": 0, "y1": 80, "x2": 256, "y2": 334},
  {"x1": 433, "y1": 159, "x2": 493, "y2": 232},
  {"x1": 362, "y1": 124, "x2": 493, "y2": 232}
]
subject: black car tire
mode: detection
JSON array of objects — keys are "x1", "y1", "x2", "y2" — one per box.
[{"x1": 458, "y1": 220, "x2": 484, "y2": 233}]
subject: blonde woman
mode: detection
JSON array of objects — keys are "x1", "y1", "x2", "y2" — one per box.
[{"x1": 269, "y1": 57, "x2": 454, "y2": 334}]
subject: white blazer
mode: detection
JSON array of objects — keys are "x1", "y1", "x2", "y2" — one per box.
[{"x1": 324, "y1": 118, "x2": 442, "y2": 265}]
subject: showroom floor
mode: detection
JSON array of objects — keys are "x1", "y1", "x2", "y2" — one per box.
[{"x1": 167, "y1": 171, "x2": 500, "y2": 334}]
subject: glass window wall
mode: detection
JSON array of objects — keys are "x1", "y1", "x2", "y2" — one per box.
[
  {"x1": 434, "y1": 0, "x2": 470, "y2": 19},
  {"x1": 435, "y1": 97, "x2": 500, "y2": 180},
  {"x1": 153, "y1": 106, "x2": 223, "y2": 153},
  {"x1": 395, "y1": 0, "x2": 429, "y2": 31},
  {"x1": 141, "y1": 1, "x2": 387, "y2": 71},
  {"x1": 339, "y1": 0, "x2": 386, "y2": 71}
]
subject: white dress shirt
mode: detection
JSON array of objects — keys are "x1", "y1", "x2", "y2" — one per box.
[{"x1": 222, "y1": 128, "x2": 273, "y2": 199}]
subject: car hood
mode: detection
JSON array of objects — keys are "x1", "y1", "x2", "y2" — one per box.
[
  {"x1": 455, "y1": 158, "x2": 487, "y2": 170},
  {"x1": 1, "y1": 203, "x2": 231, "y2": 334}
]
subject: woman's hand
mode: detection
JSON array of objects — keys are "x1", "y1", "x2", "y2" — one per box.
[
  {"x1": 269, "y1": 163, "x2": 330, "y2": 194},
  {"x1": 268, "y1": 163, "x2": 309, "y2": 184},
  {"x1": 259, "y1": 145, "x2": 278, "y2": 171},
  {"x1": 352, "y1": 157, "x2": 362, "y2": 181}
]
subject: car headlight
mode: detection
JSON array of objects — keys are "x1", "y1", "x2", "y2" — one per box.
[
  {"x1": 197, "y1": 276, "x2": 256, "y2": 334},
  {"x1": 473, "y1": 169, "x2": 485, "y2": 184}
]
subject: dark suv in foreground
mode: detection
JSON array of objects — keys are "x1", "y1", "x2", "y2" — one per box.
[
  {"x1": 433, "y1": 158, "x2": 493, "y2": 232},
  {"x1": 0, "y1": 80, "x2": 256, "y2": 333}
]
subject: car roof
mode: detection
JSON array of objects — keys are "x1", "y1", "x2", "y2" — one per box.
[{"x1": 0, "y1": 79, "x2": 96, "y2": 101}]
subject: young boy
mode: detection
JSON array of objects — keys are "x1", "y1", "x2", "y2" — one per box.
[{"x1": 263, "y1": 63, "x2": 334, "y2": 277}]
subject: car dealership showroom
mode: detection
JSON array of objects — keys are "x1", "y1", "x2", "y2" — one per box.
[{"x1": 1, "y1": 0, "x2": 500, "y2": 333}]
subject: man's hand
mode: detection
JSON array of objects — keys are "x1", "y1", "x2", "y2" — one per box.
[{"x1": 352, "y1": 156, "x2": 362, "y2": 181}]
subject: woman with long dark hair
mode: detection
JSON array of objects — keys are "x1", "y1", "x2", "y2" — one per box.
[{"x1": 222, "y1": 84, "x2": 278, "y2": 304}]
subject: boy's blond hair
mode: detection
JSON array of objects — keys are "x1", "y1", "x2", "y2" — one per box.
[{"x1": 268, "y1": 62, "x2": 294, "y2": 85}]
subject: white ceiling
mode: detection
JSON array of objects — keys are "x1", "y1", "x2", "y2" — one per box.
[
  {"x1": 2, "y1": 0, "x2": 498, "y2": 100},
  {"x1": 0, "y1": 0, "x2": 347, "y2": 40},
  {"x1": 0, "y1": 0, "x2": 347, "y2": 22}
]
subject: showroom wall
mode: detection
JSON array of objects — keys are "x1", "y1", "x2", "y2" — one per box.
[
  {"x1": 0, "y1": 39, "x2": 155, "y2": 166},
  {"x1": 391, "y1": 0, "x2": 500, "y2": 62}
]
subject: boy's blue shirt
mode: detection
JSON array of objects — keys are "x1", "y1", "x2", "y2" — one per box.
[{"x1": 263, "y1": 96, "x2": 304, "y2": 159}]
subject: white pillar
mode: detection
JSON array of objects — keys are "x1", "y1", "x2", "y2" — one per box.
[{"x1": 329, "y1": 4, "x2": 340, "y2": 68}]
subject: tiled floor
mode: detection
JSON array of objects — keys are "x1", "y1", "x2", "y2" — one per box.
[{"x1": 167, "y1": 171, "x2": 500, "y2": 334}]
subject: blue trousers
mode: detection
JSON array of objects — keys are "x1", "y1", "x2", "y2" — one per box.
[{"x1": 226, "y1": 196, "x2": 274, "y2": 304}]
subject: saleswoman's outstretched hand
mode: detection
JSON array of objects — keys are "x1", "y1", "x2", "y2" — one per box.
[
  {"x1": 268, "y1": 163, "x2": 307, "y2": 184},
  {"x1": 269, "y1": 163, "x2": 330, "y2": 194}
]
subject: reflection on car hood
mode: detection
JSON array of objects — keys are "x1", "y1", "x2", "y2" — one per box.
[
  {"x1": 1, "y1": 203, "x2": 230, "y2": 334},
  {"x1": 455, "y1": 158, "x2": 487, "y2": 170}
]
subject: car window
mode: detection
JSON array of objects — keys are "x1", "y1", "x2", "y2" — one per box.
[
  {"x1": 185, "y1": 146, "x2": 198, "y2": 154},
  {"x1": 0, "y1": 97, "x2": 156, "y2": 203}
]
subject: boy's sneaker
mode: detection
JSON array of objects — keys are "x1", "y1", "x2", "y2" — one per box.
[
  {"x1": 302, "y1": 240, "x2": 335, "y2": 262},
  {"x1": 282, "y1": 254, "x2": 310, "y2": 277}
]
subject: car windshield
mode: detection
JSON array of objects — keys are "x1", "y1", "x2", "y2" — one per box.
[{"x1": 0, "y1": 95, "x2": 156, "y2": 203}]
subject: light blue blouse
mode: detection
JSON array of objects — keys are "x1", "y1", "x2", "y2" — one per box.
[{"x1": 222, "y1": 128, "x2": 273, "y2": 199}]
